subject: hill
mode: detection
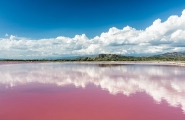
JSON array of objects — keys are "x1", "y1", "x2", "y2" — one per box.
[
  {"x1": 75, "y1": 52, "x2": 185, "y2": 61},
  {"x1": 1, "y1": 52, "x2": 185, "y2": 61},
  {"x1": 153, "y1": 52, "x2": 185, "y2": 58}
]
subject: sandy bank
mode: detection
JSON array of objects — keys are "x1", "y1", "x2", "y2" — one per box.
[
  {"x1": 0, "y1": 61, "x2": 51, "y2": 65},
  {"x1": 0, "y1": 61, "x2": 185, "y2": 66},
  {"x1": 75, "y1": 61, "x2": 185, "y2": 66}
]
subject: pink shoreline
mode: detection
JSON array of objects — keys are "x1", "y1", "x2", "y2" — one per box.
[
  {"x1": 0, "y1": 61, "x2": 185, "y2": 66},
  {"x1": 0, "y1": 61, "x2": 50, "y2": 65},
  {"x1": 72, "y1": 61, "x2": 185, "y2": 66}
]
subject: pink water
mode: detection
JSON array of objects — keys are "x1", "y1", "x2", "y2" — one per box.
[{"x1": 0, "y1": 63, "x2": 185, "y2": 120}]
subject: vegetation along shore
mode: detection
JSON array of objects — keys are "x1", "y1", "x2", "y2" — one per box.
[{"x1": 0, "y1": 52, "x2": 185, "y2": 66}]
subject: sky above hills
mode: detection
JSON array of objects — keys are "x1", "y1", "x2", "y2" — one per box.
[{"x1": 0, "y1": 0, "x2": 185, "y2": 59}]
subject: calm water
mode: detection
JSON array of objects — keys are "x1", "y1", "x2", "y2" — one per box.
[{"x1": 0, "y1": 62, "x2": 185, "y2": 120}]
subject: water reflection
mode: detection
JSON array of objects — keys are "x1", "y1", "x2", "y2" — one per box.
[{"x1": 0, "y1": 62, "x2": 185, "y2": 113}]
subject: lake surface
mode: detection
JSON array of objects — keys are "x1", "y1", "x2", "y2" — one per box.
[{"x1": 0, "y1": 62, "x2": 185, "y2": 120}]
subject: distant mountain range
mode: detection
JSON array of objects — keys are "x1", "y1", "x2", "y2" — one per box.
[
  {"x1": 89, "y1": 52, "x2": 185, "y2": 59},
  {"x1": 153, "y1": 52, "x2": 185, "y2": 58},
  {"x1": 1, "y1": 52, "x2": 185, "y2": 61},
  {"x1": 75, "y1": 52, "x2": 185, "y2": 61}
]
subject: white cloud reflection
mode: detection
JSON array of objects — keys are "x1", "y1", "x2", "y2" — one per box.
[{"x1": 0, "y1": 63, "x2": 185, "y2": 113}]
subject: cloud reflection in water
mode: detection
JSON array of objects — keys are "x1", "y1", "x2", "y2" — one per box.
[{"x1": 0, "y1": 63, "x2": 185, "y2": 113}]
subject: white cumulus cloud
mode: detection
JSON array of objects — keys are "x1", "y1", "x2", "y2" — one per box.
[{"x1": 0, "y1": 9, "x2": 185, "y2": 59}]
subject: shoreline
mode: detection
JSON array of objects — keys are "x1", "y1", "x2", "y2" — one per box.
[
  {"x1": 0, "y1": 61, "x2": 51, "y2": 65},
  {"x1": 72, "y1": 61, "x2": 185, "y2": 66},
  {"x1": 0, "y1": 61, "x2": 185, "y2": 66}
]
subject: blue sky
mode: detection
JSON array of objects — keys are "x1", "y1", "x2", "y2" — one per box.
[
  {"x1": 0, "y1": 0, "x2": 185, "y2": 38},
  {"x1": 0, "y1": 0, "x2": 185, "y2": 59}
]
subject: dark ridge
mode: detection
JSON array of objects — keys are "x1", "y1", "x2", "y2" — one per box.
[
  {"x1": 154, "y1": 52, "x2": 185, "y2": 58},
  {"x1": 1, "y1": 52, "x2": 185, "y2": 61}
]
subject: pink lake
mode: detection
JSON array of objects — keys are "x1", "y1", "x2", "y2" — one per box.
[{"x1": 0, "y1": 62, "x2": 185, "y2": 120}]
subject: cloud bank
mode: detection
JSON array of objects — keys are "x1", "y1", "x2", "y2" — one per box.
[
  {"x1": 0, "y1": 63, "x2": 185, "y2": 113},
  {"x1": 0, "y1": 10, "x2": 185, "y2": 59}
]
